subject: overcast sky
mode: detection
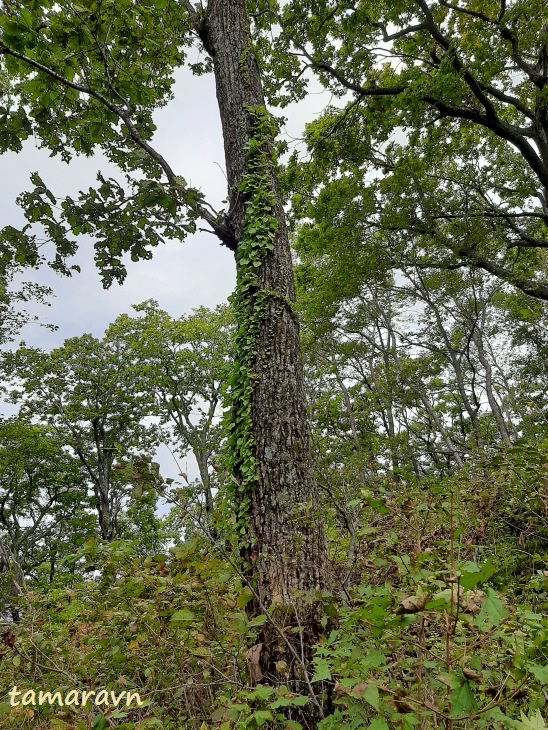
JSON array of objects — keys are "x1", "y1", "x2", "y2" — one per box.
[{"x1": 1, "y1": 53, "x2": 329, "y2": 485}]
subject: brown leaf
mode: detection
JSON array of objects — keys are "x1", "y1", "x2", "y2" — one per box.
[
  {"x1": 395, "y1": 595, "x2": 427, "y2": 614},
  {"x1": 351, "y1": 682, "x2": 372, "y2": 698},
  {"x1": 334, "y1": 681, "x2": 351, "y2": 696},
  {"x1": 392, "y1": 698, "x2": 415, "y2": 713},
  {"x1": 462, "y1": 666, "x2": 482, "y2": 682},
  {"x1": 246, "y1": 643, "x2": 263, "y2": 683},
  {"x1": 1, "y1": 631, "x2": 15, "y2": 648},
  {"x1": 460, "y1": 592, "x2": 483, "y2": 614}
]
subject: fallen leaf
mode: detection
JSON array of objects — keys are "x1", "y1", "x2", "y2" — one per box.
[
  {"x1": 396, "y1": 595, "x2": 427, "y2": 614},
  {"x1": 462, "y1": 666, "x2": 482, "y2": 682}
]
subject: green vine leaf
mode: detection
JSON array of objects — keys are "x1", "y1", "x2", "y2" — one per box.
[
  {"x1": 476, "y1": 588, "x2": 509, "y2": 629},
  {"x1": 449, "y1": 673, "x2": 477, "y2": 717}
]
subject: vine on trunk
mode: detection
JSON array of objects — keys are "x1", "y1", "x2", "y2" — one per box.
[{"x1": 223, "y1": 105, "x2": 279, "y2": 543}]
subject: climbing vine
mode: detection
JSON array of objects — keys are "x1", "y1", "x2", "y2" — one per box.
[{"x1": 223, "y1": 105, "x2": 279, "y2": 542}]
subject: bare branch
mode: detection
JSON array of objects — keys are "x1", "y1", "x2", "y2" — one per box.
[{"x1": 368, "y1": 21, "x2": 430, "y2": 42}]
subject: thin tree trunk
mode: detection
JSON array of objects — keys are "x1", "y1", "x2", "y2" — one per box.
[
  {"x1": 412, "y1": 276, "x2": 484, "y2": 449},
  {"x1": 92, "y1": 449, "x2": 114, "y2": 541},
  {"x1": 195, "y1": 449, "x2": 214, "y2": 517},
  {"x1": 472, "y1": 328, "x2": 511, "y2": 444},
  {"x1": 0, "y1": 535, "x2": 25, "y2": 621}
]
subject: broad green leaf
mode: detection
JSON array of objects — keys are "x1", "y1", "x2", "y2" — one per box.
[
  {"x1": 236, "y1": 587, "x2": 254, "y2": 608},
  {"x1": 515, "y1": 710, "x2": 548, "y2": 730},
  {"x1": 476, "y1": 588, "x2": 508, "y2": 629},
  {"x1": 362, "y1": 683, "x2": 380, "y2": 710},
  {"x1": 402, "y1": 716, "x2": 419, "y2": 729},
  {"x1": 170, "y1": 608, "x2": 195, "y2": 623},
  {"x1": 367, "y1": 720, "x2": 389, "y2": 730},
  {"x1": 460, "y1": 560, "x2": 496, "y2": 590},
  {"x1": 252, "y1": 710, "x2": 273, "y2": 726},
  {"x1": 450, "y1": 677, "x2": 477, "y2": 717},
  {"x1": 529, "y1": 664, "x2": 548, "y2": 684}
]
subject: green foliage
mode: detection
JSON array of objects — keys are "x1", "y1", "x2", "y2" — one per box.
[
  {"x1": 106, "y1": 300, "x2": 234, "y2": 525},
  {"x1": 0, "y1": 540, "x2": 248, "y2": 729},
  {"x1": 2, "y1": 472, "x2": 546, "y2": 729},
  {"x1": 479, "y1": 439, "x2": 548, "y2": 602},
  {"x1": 1, "y1": 3, "x2": 548, "y2": 729},
  {"x1": 1, "y1": 283, "x2": 547, "y2": 728},
  {"x1": 0, "y1": 0, "x2": 204, "y2": 285},
  {"x1": 1, "y1": 334, "x2": 158, "y2": 541},
  {"x1": 516, "y1": 709, "x2": 548, "y2": 730},
  {"x1": 222, "y1": 106, "x2": 280, "y2": 540},
  {"x1": 309, "y1": 476, "x2": 548, "y2": 729},
  {"x1": 0, "y1": 0, "x2": 189, "y2": 155},
  {"x1": 0, "y1": 417, "x2": 92, "y2": 602},
  {"x1": 270, "y1": 0, "x2": 548, "y2": 299},
  {"x1": 0, "y1": 225, "x2": 56, "y2": 346}
]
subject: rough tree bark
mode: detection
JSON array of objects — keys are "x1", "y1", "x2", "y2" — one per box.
[{"x1": 188, "y1": 0, "x2": 329, "y2": 721}]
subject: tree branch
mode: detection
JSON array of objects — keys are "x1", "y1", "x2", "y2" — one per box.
[
  {"x1": 437, "y1": 0, "x2": 494, "y2": 23},
  {"x1": 0, "y1": 40, "x2": 237, "y2": 249},
  {"x1": 478, "y1": 82, "x2": 534, "y2": 121},
  {"x1": 368, "y1": 21, "x2": 430, "y2": 42},
  {"x1": 498, "y1": 25, "x2": 543, "y2": 87},
  {"x1": 458, "y1": 248, "x2": 548, "y2": 300},
  {"x1": 278, "y1": 7, "x2": 547, "y2": 188}
]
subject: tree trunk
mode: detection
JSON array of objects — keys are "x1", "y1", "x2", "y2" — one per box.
[
  {"x1": 96, "y1": 479, "x2": 114, "y2": 541},
  {"x1": 195, "y1": 447, "x2": 214, "y2": 518},
  {"x1": 472, "y1": 328, "x2": 511, "y2": 445},
  {"x1": 80, "y1": 445, "x2": 114, "y2": 541},
  {"x1": 202, "y1": 0, "x2": 329, "y2": 722},
  {"x1": 0, "y1": 535, "x2": 25, "y2": 621}
]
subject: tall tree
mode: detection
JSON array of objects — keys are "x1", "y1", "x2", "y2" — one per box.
[{"x1": 0, "y1": 1, "x2": 329, "y2": 715}]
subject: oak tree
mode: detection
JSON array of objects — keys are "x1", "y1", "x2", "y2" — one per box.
[{"x1": 0, "y1": 1, "x2": 329, "y2": 716}]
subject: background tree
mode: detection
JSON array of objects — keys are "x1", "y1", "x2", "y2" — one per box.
[
  {"x1": 3, "y1": 334, "x2": 156, "y2": 541},
  {"x1": 0, "y1": 417, "x2": 90, "y2": 617},
  {"x1": 107, "y1": 301, "x2": 233, "y2": 521},
  {"x1": 297, "y1": 257, "x2": 527, "y2": 484}
]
